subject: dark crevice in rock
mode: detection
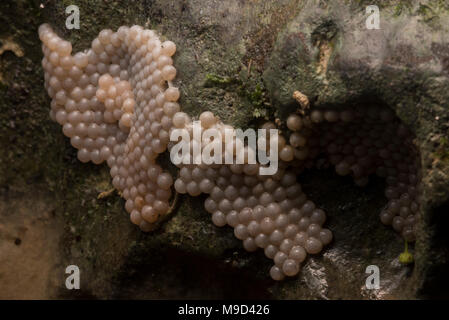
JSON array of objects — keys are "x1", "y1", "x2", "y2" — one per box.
[
  {"x1": 112, "y1": 246, "x2": 273, "y2": 299},
  {"x1": 419, "y1": 200, "x2": 449, "y2": 299}
]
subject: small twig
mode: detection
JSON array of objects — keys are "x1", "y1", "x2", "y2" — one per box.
[
  {"x1": 167, "y1": 190, "x2": 179, "y2": 215},
  {"x1": 293, "y1": 90, "x2": 310, "y2": 116},
  {"x1": 193, "y1": 48, "x2": 200, "y2": 63},
  {"x1": 150, "y1": 190, "x2": 180, "y2": 231},
  {"x1": 97, "y1": 188, "x2": 115, "y2": 199}
]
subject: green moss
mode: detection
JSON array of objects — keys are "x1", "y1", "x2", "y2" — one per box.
[
  {"x1": 393, "y1": 2, "x2": 413, "y2": 17},
  {"x1": 434, "y1": 137, "x2": 449, "y2": 162},
  {"x1": 240, "y1": 83, "x2": 271, "y2": 120},
  {"x1": 417, "y1": 4, "x2": 438, "y2": 22},
  {"x1": 203, "y1": 71, "x2": 273, "y2": 122},
  {"x1": 204, "y1": 73, "x2": 240, "y2": 87}
]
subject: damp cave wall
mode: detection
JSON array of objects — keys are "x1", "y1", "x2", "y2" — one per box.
[{"x1": 0, "y1": 0, "x2": 449, "y2": 299}]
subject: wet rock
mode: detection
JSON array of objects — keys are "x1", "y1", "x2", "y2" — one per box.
[{"x1": 0, "y1": 0, "x2": 448, "y2": 299}]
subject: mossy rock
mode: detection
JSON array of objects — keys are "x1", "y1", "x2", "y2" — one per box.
[{"x1": 1, "y1": 0, "x2": 448, "y2": 299}]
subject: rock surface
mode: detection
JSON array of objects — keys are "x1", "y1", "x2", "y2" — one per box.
[{"x1": 0, "y1": 0, "x2": 448, "y2": 299}]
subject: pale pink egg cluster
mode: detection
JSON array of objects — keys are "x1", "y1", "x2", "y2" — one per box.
[
  {"x1": 39, "y1": 23, "x2": 178, "y2": 231},
  {"x1": 39, "y1": 23, "x2": 421, "y2": 281},
  {"x1": 281, "y1": 107, "x2": 421, "y2": 242},
  {"x1": 170, "y1": 106, "x2": 421, "y2": 279},
  {"x1": 170, "y1": 111, "x2": 333, "y2": 280}
]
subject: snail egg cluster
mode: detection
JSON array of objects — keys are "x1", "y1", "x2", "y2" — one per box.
[
  {"x1": 171, "y1": 111, "x2": 333, "y2": 280},
  {"x1": 39, "y1": 24, "x2": 179, "y2": 231},
  {"x1": 280, "y1": 106, "x2": 421, "y2": 242},
  {"x1": 40, "y1": 23, "x2": 421, "y2": 281},
  {"x1": 170, "y1": 106, "x2": 420, "y2": 280}
]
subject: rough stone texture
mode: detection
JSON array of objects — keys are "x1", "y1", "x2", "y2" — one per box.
[{"x1": 0, "y1": 0, "x2": 448, "y2": 299}]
